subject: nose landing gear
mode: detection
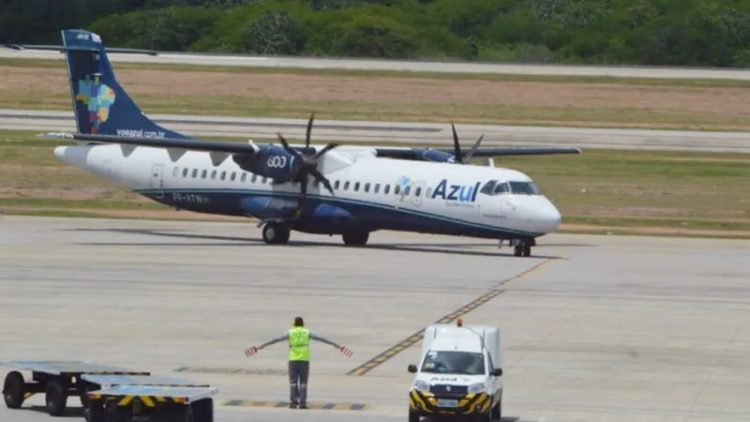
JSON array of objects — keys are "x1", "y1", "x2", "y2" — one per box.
[{"x1": 511, "y1": 238, "x2": 535, "y2": 257}]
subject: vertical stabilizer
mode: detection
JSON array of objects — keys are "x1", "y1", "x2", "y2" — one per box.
[{"x1": 61, "y1": 29, "x2": 187, "y2": 139}]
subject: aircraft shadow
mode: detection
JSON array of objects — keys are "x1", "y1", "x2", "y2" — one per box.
[{"x1": 67, "y1": 228, "x2": 566, "y2": 259}]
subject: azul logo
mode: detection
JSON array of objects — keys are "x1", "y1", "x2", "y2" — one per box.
[
  {"x1": 75, "y1": 75, "x2": 116, "y2": 134},
  {"x1": 432, "y1": 179, "x2": 480, "y2": 202}
]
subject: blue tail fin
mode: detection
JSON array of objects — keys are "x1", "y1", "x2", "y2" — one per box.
[{"x1": 62, "y1": 29, "x2": 187, "y2": 139}]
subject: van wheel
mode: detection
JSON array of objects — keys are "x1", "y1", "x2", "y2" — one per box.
[
  {"x1": 491, "y1": 398, "x2": 502, "y2": 420},
  {"x1": 3, "y1": 371, "x2": 25, "y2": 409},
  {"x1": 192, "y1": 398, "x2": 213, "y2": 422},
  {"x1": 408, "y1": 410, "x2": 420, "y2": 422}
]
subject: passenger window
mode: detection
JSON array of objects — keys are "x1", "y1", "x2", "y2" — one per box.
[
  {"x1": 374, "y1": 184, "x2": 380, "y2": 194},
  {"x1": 394, "y1": 185, "x2": 401, "y2": 195},
  {"x1": 192, "y1": 169, "x2": 198, "y2": 178},
  {"x1": 221, "y1": 171, "x2": 226, "y2": 181},
  {"x1": 354, "y1": 182, "x2": 360, "y2": 192},
  {"x1": 334, "y1": 180, "x2": 340, "y2": 190},
  {"x1": 182, "y1": 168, "x2": 189, "y2": 178},
  {"x1": 241, "y1": 173, "x2": 247, "y2": 182},
  {"x1": 344, "y1": 181, "x2": 350, "y2": 191},
  {"x1": 211, "y1": 170, "x2": 217, "y2": 180},
  {"x1": 384, "y1": 184, "x2": 390, "y2": 194},
  {"x1": 201, "y1": 169, "x2": 207, "y2": 179},
  {"x1": 230, "y1": 172, "x2": 236, "y2": 181},
  {"x1": 404, "y1": 186, "x2": 411, "y2": 196},
  {"x1": 415, "y1": 187, "x2": 422, "y2": 197},
  {"x1": 252, "y1": 174, "x2": 257, "y2": 183},
  {"x1": 261, "y1": 177, "x2": 267, "y2": 184},
  {"x1": 364, "y1": 183, "x2": 370, "y2": 193}
]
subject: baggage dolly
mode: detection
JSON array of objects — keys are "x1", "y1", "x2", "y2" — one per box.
[
  {"x1": 1, "y1": 361, "x2": 150, "y2": 417},
  {"x1": 82, "y1": 375, "x2": 218, "y2": 422}
]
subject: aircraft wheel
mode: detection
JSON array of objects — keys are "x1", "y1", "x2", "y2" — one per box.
[
  {"x1": 342, "y1": 231, "x2": 369, "y2": 246},
  {"x1": 262, "y1": 223, "x2": 289, "y2": 245},
  {"x1": 513, "y1": 245, "x2": 523, "y2": 257},
  {"x1": 523, "y1": 244, "x2": 531, "y2": 257},
  {"x1": 3, "y1": 371, "x2": 25, "y2": 409},
  {"x1": 45, "y1": 379, "x2": 67, "y2": 416}
]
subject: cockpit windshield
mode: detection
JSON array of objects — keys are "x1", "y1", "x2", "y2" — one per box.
[
  {"x1": 481, "y1": 180, "x2": 540, "y2": 196},
  {"x1": 420, "y1": 351, "x2": 485, "y2": 375},
  {"x1": 509, "y1": 181, "x2": 541, "y2": 195}
]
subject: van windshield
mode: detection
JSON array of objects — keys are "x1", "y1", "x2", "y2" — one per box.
[{"x1": 421, "y1": 351, "x2": 485, "y2": 375}]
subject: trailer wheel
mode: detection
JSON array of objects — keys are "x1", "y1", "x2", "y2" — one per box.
[
  {"x1": 104, "y1": 400, "x2": 132, "y2": 422},
  {"x1": 191, "y1": 398, "x2": 213, "y2": 422},
  {"x1": 85, "y1": 400, "x2": 103, "y2": 422},
  {"x1": 45, "y1": 379, "x2": 67, "y2": 416},
  {"x1": 3, "y1": 371, "x2": 25, "y2": 409}
]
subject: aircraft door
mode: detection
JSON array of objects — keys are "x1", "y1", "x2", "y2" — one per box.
[
  {"x1": 412, "y1": 181, "x2": 426, "y2": 207},
  {"x1": 150, "y1": 164, "x2": 165, "y2": 199}
]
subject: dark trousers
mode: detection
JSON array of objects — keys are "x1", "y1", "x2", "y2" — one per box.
[{"x1": 288, "y1": 360, "x2": 310, "y2": 405}]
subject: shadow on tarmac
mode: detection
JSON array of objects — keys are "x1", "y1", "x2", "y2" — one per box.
[{"x1": 66, "y1": 227, "x2": 573, "y2": 259}]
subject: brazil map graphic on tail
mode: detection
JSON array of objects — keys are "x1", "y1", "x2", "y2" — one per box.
[{"x1": 75, "y1": 75, "x2": 116, "y2": 134}]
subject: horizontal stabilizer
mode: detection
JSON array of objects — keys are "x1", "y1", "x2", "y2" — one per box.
[{"x1": 3, "y1": 44, "x2": 157, "y2": 55}]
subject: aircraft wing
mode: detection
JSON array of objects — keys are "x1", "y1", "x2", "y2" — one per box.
[{"x1": 375, "y1": 146, "x2": 581, "y2": 160}]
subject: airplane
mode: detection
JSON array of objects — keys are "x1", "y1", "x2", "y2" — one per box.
[{"x1": 23, "y1": 30, "x2": 580, "y2": 257}]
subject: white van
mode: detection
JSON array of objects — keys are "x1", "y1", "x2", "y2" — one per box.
[{"x1": 408, "y1": 323, "x2": 503, "y2": 421}]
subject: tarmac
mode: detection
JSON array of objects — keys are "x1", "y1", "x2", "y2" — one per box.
[{"x1": 1, "y1": 216, "x2": 749, "y2": 421}]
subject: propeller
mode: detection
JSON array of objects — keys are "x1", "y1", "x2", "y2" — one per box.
[
  {"x1": 451, "y1": 122, "x2": 484, "y2": 164},
  {"x1": 276, "y1": 113, "x2": 338, "y2": 218}
]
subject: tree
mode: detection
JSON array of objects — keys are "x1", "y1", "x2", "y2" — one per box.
[{"x1": 241, "y1": 10, "x2": 305, "y2": 54}]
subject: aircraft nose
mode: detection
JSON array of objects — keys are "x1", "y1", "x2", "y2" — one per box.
[{"x1": 526, "y1": 198, "x2": 562, "y2": 234}]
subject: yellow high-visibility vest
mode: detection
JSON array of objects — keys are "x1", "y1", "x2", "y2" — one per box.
[{"x1": 288, "y1": 327, "x2": 311, "y2": 361}]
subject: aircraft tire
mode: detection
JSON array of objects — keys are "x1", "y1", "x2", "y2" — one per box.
[
  {"x1": 513, "y1": 245, "x2": 523, "y2": 257},
  {"x1": 3, "y1": 371, "x2": 25, "y2": 409},
  {"x1": 342, "y1": 231, "x2": 369, "y2": 246},
  {"x1": 523, "y1": 244, "x2": 531, "y2": 257},
  {"x1": 262, "y1": 223, "x2": 290, "y2": 245}
]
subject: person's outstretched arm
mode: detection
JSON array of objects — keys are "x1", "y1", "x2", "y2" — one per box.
[
  {"x1": 311, "y1": 332, "x2": 353, "y2": 357},
  {"x1": 245, "y1": 332, "x2": 288, "y2": 357}
]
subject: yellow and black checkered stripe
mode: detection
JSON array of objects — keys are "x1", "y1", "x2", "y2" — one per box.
[
  {"x1": 89, "y1": 394, "x2": 188, "y2": 407},
  {"x1": 409, "y1": 390, "x2": 491, "y2": 415}
]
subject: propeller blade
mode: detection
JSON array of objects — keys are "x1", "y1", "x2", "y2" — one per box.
[
  {"x1": 463, "y1": 134, "x2": 484, "y2": 162},
  {"x1": 305, "y1": 113, "x2": 316, "y2": 151},
  {"x1": 310, "y1": 168, "x2": 335, "y2": 196},
  {"x1": 451, "y1": 123, "x2": 463, "y2": 164},
  {"x1": 313, "y1": 143, "x2": 339, "y2": 160}
]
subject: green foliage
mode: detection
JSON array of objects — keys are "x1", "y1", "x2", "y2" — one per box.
[{"x1": 6, "y1": 0, "x2": 750, "y2": 66}]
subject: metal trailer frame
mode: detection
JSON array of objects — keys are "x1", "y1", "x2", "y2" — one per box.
[
  {"x1": 1, "y1": 361, "x2": 150, "y2": 417},
  {"x1": 82, "y1": 375, "x2": 218, "y2": 422}
]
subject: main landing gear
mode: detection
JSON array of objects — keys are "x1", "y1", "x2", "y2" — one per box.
[
  {"x1": 342, "y1": 231, "x2": 369, "y2": 246},
  {"x1": 511, "y1": 238, "x2": 535, "y2": 257},
  {"x1": 262, "y1": 222, "x2": 290, "y2": 245}
]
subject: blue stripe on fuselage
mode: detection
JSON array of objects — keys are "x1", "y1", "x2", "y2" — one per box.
[{"x1": 136, "y1": 187, "x2": 540, "y2": 239}]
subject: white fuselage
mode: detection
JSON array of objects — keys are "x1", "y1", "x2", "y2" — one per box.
[{"x1": 55, "y1": 144, "x2": 562, "y2": 239}]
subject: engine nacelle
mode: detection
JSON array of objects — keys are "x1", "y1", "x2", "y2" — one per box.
[{"x1": 232, "y1": 145, "x2": 301, "y2": 182}]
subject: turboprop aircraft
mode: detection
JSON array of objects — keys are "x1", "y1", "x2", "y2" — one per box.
[{"x1": 30, "y1": 30, "x2": 580, "y2": 257}]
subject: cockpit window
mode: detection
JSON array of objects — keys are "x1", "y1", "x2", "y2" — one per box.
[
  {"x1": 494, "y1": 182, "x2": 510, "y2": 195},
  {"x1": 480, "y1": 180, "x2": 497, "y2": 195},
  {"x1": 509, "y1": 181, "x2": 541, "y2": 195}
]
